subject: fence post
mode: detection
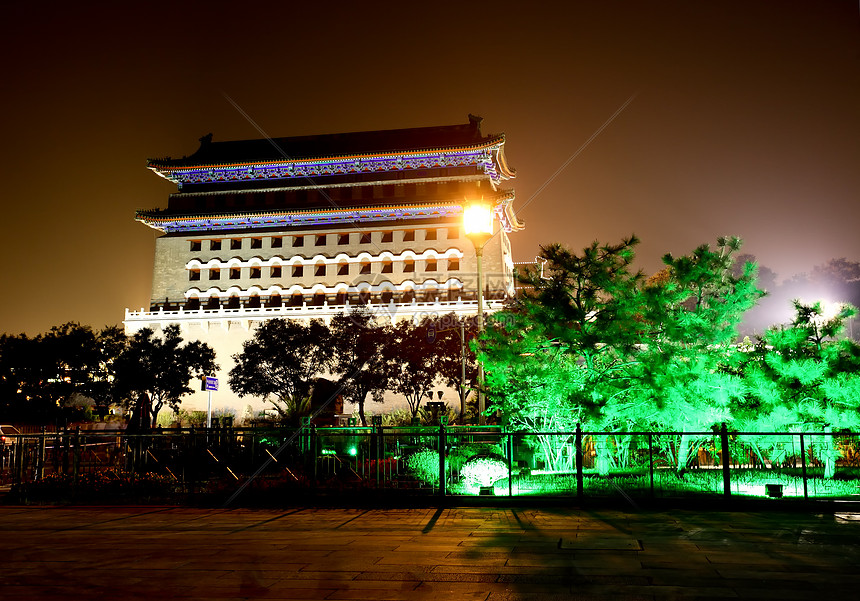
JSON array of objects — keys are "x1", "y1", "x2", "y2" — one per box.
[
  {"x1": 311, "y1": 424, "x2": 318, "y2": 487},
  {"x1": 799, "y1": 433, "x2": 808, "y2": 500},
  {"x1": 53, "y1": 430, "x2": 61, "y2": 474},
  {"x1": 575, "y1": 424, "x2": 584, "y2": 502},
  {"x1": 62, "y1": 426, "x2": 70, "y2": 474},
  {"x1": 507, "y1": 432, "x2": 513, "y2": 498},
  {"x1": 73, "y1": 427, "x2": 82, "y2": 483},
  {"x1": 720, "y1": 423, "x2": 731, "y2": 498},
  {"x1": 37, "y1": 427, "x2": 46, "y2": 481},
  {"x1": 648, "y1": 432, "x2": 654, "y2": 499},
  {"x1": 373, "y1": 417, "x2": 383, "y2": 490},
  {"x1": 438, "y1": 422, "x2": 446, "y2": 497},
  {"x1": 300, "y1": 416, "x2": 311, "y2": 454},
  {"x1": 186, "y1": 426, "x2": 194, "y2": 491},
  {"x1": 15, "y1": 437, "x2": 25, "y2": 484}
]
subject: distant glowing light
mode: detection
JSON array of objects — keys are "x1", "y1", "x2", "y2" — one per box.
[
  {"x1": 820, "y1": 300, "x2": 843, "y2": 321},
  {"x1": 463, "y1": 200, "x2": 494, "y2": 241}
]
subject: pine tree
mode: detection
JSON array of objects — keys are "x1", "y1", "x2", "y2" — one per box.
[{"x1": 742, "y1": 301, "x2": 860, "y2": 477}]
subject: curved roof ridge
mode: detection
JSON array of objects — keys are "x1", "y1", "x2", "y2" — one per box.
[{"x1": 148, "y1": 118, "x2": 503, "y2": 170}]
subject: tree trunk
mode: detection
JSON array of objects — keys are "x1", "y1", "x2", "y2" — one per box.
[
  {"x1": 356, "y1": 395, "x2": 367, "y2": 426},
  {"x1": 823, "y1": 425, "x2": 836, "y2": 479},
  {"x1": 538, "y1": 435, "x2": 560, "y2": 471},
  {"x1": 595, "y1": 436, "x2": 613, "y2": 475},
  {"x1": 149, "y1": 399, "x2": 162, "y2": 429},
  {"x1": 677, "y1": 432, "x2": 692, "y2": 473}
]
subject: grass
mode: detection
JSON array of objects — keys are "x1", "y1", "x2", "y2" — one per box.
[{"x1": 471, "y1": 467, "x2": 860, "y2": 499}]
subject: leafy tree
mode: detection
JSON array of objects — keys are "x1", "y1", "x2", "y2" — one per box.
[
  {"x1": 740, "y1": 301, "x2": 860, "y2": 477},
  {"x1": 426, "y1": 313, "x2": 478, "y2": 423},
  {"x1": 483, "y1": 236, "x2": 764, "y2": 473},
  {"x1": 0, "y1": 323, "x2": 127, "y2": 423},
  {"x1": 0, "y1": 332, "x2": 56, "y2": 422},
  {"x1": 41, "y1": 323, "x2": 128, "y2": 417},
  {"x1": 329, "y1": 309, "x2": 392, "y2": 426},
  {"x1": 485, "y1": 341, "x2": 586, "y2": 470},
  {"x1": 482, "y1": 236, "x2": 649, "y2": 471},
  {"x1": 508, "y1": 236, "x2": 646, "y2": 375},
  {"x1": 114, "y1": 325, "x2": 217, "y2": 428},
  {"x1": 635, "y1": 236, "x2": 763, "y2": 470},
  {"x1": 85, "y1": 326, "x2": 129, "y2": 414},
  {"x1": 383, "y1": 319, "x2": 443, "y2": 418},
  {"x1": 228, "y1": 318, "x2": 332, "y2": 420}
]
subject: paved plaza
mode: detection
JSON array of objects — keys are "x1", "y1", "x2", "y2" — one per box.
[{"x1": 2, "y1": 504, "x2": 859, "y2": 600}]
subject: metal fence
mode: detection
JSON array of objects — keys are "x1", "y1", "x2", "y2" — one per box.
[{"x1": 2, "y1": 423, "x2": 858, "y2": 502}]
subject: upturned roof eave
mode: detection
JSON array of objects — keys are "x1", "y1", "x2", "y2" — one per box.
[
  {"x1": 146, "y1": 134, "x2": 507, "y2": 174},
  {"x1": 134, "y1": 190, "x2": 519, "y2": 233}
]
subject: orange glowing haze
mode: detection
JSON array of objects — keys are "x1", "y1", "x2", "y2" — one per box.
[{"x1": 1, "y1": 1, "x2": 859, "y2": 335}]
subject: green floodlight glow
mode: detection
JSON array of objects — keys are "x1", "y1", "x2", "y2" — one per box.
[
  {"x1": 458, "y1": 457, "x2": 508, "y2": 495},
  {"x1": 348, "y1": 446, "x2": 358, "y2": 457},
  {"x1": 321, "y1": 448, "x2": 336, "y2": 456}
]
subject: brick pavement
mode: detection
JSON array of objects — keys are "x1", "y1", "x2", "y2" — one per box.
[{"x1": 2, "y1": 505, "x2": 859, "y2": 600}]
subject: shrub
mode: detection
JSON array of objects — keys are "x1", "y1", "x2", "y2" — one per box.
[
  {"x1": 447, "y1": 444, "x2": 504, "y2": 472},
  {"x1": 460, "y1": 456, "x2": 509, "y2": 490},
  {"x1": 404, "y1": 448, "x2": 440, "y2": 485},
  {"x1": 7, "y1": 470, "x2": 177, "y2": 505}
]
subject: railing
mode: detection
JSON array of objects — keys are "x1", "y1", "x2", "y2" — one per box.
[
  {"x1": 124, "y1": 298, "x2": 508, "y2": 323},
  {"x1": 3, "y1": 424, "x2": 858, "y2": 503}
]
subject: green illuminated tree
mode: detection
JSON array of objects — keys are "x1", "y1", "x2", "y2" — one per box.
[
  {"x1": 229, "y1": 318, "x2": 332, "y2": 420},
  {"x1": 636, "y1": 237, "x2": 764, "y2": 471},
  {"x1": 483, "y1": 236, "x2": 649, "y2": 471},
  {"x1": 483, "y1": 236, "x2": 764, "y2": 474},
  {"x1": 114, "y1": 325, "x2": 217, "y2": 428},
  {"x1": 741, "y1": 301, "x2": 860, "y2": 477}
]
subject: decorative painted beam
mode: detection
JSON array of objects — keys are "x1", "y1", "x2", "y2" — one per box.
[
  {"x1": 149, "y1": 145, "x2": 511, "y2": 187},
  {"x1": 136, "y1": 192, "x2": 521, "y2": 234}
]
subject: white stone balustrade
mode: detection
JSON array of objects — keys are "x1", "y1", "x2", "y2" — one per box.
[{"x1": 124, "y1": 297, "x2": 506, "y2": 330}]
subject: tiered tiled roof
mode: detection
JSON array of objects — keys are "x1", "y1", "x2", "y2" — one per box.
[{"x1": 147, "y1": 116, "x2": 516, "y2": 187}]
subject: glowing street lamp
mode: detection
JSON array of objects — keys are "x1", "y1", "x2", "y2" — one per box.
[{"x1": 463, "y1": 198, "x2": 494, "y2": 424}]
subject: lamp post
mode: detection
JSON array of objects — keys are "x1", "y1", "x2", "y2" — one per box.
[{"x1": 463, "y1": 199, "x2": 494, "y2": 425}]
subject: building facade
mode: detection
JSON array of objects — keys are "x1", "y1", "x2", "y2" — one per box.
[{"x1": 125, "y1": 116, "x2": 523, "y2": 415}]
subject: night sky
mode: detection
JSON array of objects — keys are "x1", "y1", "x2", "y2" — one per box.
[{"x1": 2, "y1": 1, "x2": 859, "y2": 335}]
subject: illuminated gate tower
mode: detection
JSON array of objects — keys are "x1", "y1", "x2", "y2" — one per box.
[{"x1": 125, "y1": 116, "x2": 524, "y2": 415}]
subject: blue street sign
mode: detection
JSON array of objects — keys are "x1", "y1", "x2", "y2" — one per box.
[{"x1": 204, "y1": 376, "x2": 218, "y2": 391}]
